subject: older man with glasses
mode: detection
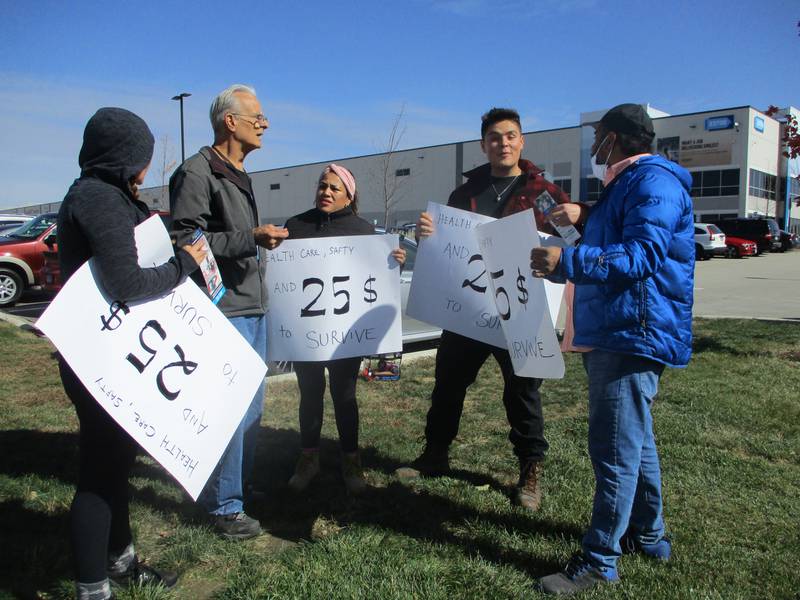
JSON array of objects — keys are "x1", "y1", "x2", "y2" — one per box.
[{"x1": 170, "y1": 84, "x2": 288, "y2": 540}]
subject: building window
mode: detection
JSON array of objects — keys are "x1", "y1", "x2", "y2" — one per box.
[
  {"x1": 690, "y1": 169, "x2": 739, "y2": 197},
  {"x1": 395, "y1": 168, "x2": 410, "y2": 177},
  {"x1": 270, "y1": 183, "x2": 280, "y2": 190},
  {"x1": 554, "y1": 178, "x2": 572, "y2": 196},
  {"x1": 779, "y1": 174, "x2": 800, "y2": 202},
  {"x1": 748, "y1": 169, "x2": 777, "y2": 200}
]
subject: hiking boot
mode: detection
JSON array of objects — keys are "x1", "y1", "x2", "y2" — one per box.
[
  {"x1": 109, "y1": 557, "x2": 178, "y2": 589},
  {"x1": 213, "y1": 511, "x2": 262, "y2": 541},
  {"x1": 620, "y1": 530, "x2": 672, "y2": 560},
  {"x1": 288, "y1": 450, "x2": 320, "y2": 493},
  {"x1": 512, "y1": 459, "x2": 543, "y2": 511},
  {"x1": 395, "y1": 443, "x2": 449, "y2": 479},
  {"x1": 538, "y1": 553, "x2": 618, "y2": 596},
  {"x1": 342, "y1": 452, "x2": 367, "y2": 494}
]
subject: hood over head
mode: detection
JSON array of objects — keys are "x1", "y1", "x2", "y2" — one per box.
[{"x1": 78, "y1": 107, "x2": 154, "y2": 187}]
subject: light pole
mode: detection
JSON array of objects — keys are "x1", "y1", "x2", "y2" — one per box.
[{"x1": 171, "y1": 92, "x2": 191, "y2": 163}]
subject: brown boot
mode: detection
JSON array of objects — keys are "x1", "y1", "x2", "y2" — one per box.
[
  {"x1": 512, "y1": 460, "x2": 543, "y2": 511},
  {"x1": 342, "y1": 452, "x2": 367, "y2": 494},
  {"x1": 288, "y1": 450, "x2": 320, "y2": 493}
]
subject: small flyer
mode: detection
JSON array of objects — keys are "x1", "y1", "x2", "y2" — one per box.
[
  {"x1": 191, "y1": 229, "x2": 226, "y2": 304},
  {"x1": 534, "y1": 191, "x2": 581, "y2": 246}
]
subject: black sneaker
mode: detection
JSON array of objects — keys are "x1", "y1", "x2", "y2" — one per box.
[
  {"x1": 214, "y1": 511, "x2": 262, "y2": 540},
  {"x1": 395, "y1": 443, "x2": 450, "y2": 479},
  {"x1": 109, "y1": 558, "x2": 178, "y2": 589},
  {"x1": 538, "y1": 553, "x2": 618, "y2": 596}
]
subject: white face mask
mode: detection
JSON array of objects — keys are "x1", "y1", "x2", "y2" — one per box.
[{"x1": 590, "y1": 134, "x2": 614, "y2": 182}]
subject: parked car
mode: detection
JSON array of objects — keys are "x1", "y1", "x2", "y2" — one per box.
[
  {"x1": 778, "y1": 230, "x2": 797, "y2": 252},
  {"x1": 693, "y1": 223, "x2": 726, "y2": 260},
  {"x1": 711, "y1": 217, "x2": 781, "y2": 254},
  {"x1": 0, "y1": 214, "x2": 33, "y2": 229},
  {"x1": 0, "y1": 224, "x2": 23, "y2": 237},
  {"x1": 724, "y1": 236, "x2": 757, "y2": 258},
  {"x1": 0, "y1": 213, "x2": 58, "y2": 306},
  {"x1": 40, "y1": 248, "x2": 61, "y2": 294}
]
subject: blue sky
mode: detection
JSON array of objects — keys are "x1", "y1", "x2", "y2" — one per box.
[{"x1": 1, "y1": 0, "x2": 798, "y2": 210}]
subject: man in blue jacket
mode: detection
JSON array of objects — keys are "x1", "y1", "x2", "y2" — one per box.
[{"x1": 531, "y1": 104, "x2": 695, "y2": 595}]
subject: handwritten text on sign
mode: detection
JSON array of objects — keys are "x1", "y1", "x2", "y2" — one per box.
[
  {"x1": 406, "y1": 203, "x2": 506, "y2": 347},
  {"x1": 265, "y1": 234, "x2": 402, "y2": 361},
  {"x1": 407, "y1": 202, "x2": 564, "y2": 351},
  {"x1": 36, "y1": 216, "x2": 267, "y2": 500},
  {"x1": 476, "y1": 209, "x2": 565, "y2": 378}
]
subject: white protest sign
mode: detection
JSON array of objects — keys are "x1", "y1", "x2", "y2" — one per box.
[
  {"x1": 36, "y1": 216, "x2": 267, "y2": 500},
  {"x1": 476, "y1": 209, "x2": 565, "y2": 378},
  {"x1": 406, "y1": 202, "x2": 506, "y2": 347},
  {"x1": 265, "y1": 234, "x2": 402, "y2": 361}
]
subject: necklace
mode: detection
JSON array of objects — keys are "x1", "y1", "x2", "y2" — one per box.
[{"x1": 490, "y1": 174, "x2": 520, "y2": 202}]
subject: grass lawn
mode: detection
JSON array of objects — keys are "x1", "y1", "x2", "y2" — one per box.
[{"x1": 1, "y1": 318, "x2": 799, "y2": 599}]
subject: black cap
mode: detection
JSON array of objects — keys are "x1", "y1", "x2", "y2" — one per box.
[{"x1": 599, "y1": 103, "x2": 654, "y2": 137}]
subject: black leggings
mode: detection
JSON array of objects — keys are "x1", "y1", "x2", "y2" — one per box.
[
  {"x1": 60, "y1": 360, "x2": 138, "y2": 583},
  {"x1": 293, "y1": 357, "x2": 362, "y2": 453}
]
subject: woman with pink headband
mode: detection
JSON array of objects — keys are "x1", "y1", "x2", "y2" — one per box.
[{"x1": 283, "y1": 164, "x2": 405, "y2": 494}]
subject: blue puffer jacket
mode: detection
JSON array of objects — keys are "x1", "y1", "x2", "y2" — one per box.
[{"x1": 559, "y1": 155, "x2": 695, "y2": 367}]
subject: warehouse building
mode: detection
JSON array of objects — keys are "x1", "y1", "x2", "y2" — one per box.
[{"x1": 12, "y1": 104, "x2": 800, "y2": 233}]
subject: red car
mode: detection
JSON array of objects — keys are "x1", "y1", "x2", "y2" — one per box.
[
  {"x1": 0, "y1": 213, "x2": 58, "y2": 307},
  {"x1": 724, "y1": 235, "x2": 757, "y2": 258}
]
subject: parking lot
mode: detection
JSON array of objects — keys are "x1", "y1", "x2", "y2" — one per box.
[
  {"x1": 5, "y1": 249, "x2": 800, "y2": 334},
  {"x1": 694, "y1": 250, "x2": 800, "y2": 320}
]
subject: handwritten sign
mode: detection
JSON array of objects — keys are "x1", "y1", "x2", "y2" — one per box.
[
  {"x1": 36, "y1": 216, "x2": 267, "y2": 500},
  {"x1": 406, "y1": 202, "x2": 506, "y2": 347},
  {"x1": 476, "y1": 209, "x2": 565, "y2": 378},
  {"x1": 265, "y1": 234, "x2": 402, "y2": 361}
]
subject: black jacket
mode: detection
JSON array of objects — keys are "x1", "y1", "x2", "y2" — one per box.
[
  {"x1": 284, "y1": 206, "x2": 375, "y2": 239},
  {"x1": 58, "y1": 108, "x2": 196, "y2": 302}
]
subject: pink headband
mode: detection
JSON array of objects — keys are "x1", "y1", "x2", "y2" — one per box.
[{"x1": 323, "y1": 163, "x2": 356, "y2": 200}]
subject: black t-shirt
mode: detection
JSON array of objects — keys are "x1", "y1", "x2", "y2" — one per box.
[{"x1": 472, "y1": 174, "x2": 525, "y2": 217}]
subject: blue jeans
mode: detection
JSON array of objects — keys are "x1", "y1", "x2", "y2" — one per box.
[
  {"x1": 199, "y1": 314, "x2": 267, "y2": 516},
  {"x1": 581, "y1": 350, "x2": 666, "y2": 571}
]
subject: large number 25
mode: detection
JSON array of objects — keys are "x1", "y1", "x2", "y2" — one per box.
[
  {"x1": 126, "y1": 320, "x2": 198, "y2": 401},
  {"x1": 300, "y1": 276, "x2": 351, "y2": 317}
]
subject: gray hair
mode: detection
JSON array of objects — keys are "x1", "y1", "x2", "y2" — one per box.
[{"x1": 209, "y1": 84, "x2": 257, "y2": 136}]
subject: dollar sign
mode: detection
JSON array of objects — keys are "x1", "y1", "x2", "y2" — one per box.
[
  {"x1": 100, "y1": 301, "x2": 130, "y2": 331},
  {"x1": 516, "y1": 267, "x2": 529, "y2": 310},
  {"x1": 363, "y1": 274, "x2": 378, "y2": 304}
]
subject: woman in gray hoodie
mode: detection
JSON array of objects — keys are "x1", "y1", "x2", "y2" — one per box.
[{"x1": 57, "y1": 107, "x2": 205, "y2": 598}]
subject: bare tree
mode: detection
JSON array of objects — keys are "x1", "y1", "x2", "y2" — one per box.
[
  {"x1": 154, "y1": 135, "x2": 177, "y2": 211},
  {"x1": 379, "y1": 104, "x2": 410, "y2": 229}
]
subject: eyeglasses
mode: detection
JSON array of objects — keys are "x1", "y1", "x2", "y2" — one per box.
[{"x1": 231, "y1": 113, "x2": 269, "y2": 128}]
